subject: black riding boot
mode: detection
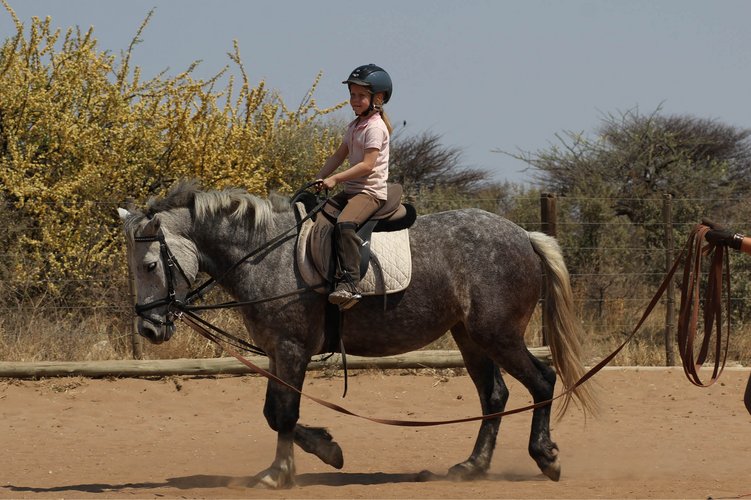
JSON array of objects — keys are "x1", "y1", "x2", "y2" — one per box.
[{"x1": 329, "y1": 222, "x2": 363, "y2": 309}]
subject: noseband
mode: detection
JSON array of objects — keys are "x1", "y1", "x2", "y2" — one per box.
[{"x1": 132, "y1": 228, "x2": 193, "y2": 328}]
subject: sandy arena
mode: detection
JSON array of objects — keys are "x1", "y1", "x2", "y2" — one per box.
[{"x1": 1, "y1": 367, "x2": 750, "y2": 499}]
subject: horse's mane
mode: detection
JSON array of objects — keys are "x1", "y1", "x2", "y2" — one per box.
[{"x1": 145, "y1": 179, "x2": 290, "y2": 230}]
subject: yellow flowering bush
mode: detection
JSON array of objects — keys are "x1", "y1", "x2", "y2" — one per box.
[{"x1": 0, "y1": 4, "x2": 344, "y2": 303}]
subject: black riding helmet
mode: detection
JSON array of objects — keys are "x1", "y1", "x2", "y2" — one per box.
[{"x1": 342, "y1": 64, "x2": 392, "y2": 105}]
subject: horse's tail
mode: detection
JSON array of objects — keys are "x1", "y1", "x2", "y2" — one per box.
[{"x1": 528, "y1": 231, "x2": 598, "y2": 417}]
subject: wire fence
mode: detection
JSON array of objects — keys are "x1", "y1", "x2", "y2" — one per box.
[{"x1": 1, "y1": 193, "x2": 750, "y2": 363}]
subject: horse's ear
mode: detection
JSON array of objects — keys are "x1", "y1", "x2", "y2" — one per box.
[
  {"x1": 117, "y1": 208, "x2": 131, "y2": 221},
  {"x1": 142, "y1": 215, "x2": 161, "y2": 235}
]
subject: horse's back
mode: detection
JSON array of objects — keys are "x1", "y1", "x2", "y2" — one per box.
[
  {"x1": 410, "y1": 208, "x2": 538, "y2": 272},
  {"x1": 412, "y1": 208, "x2": 530, "y2": 238},
  {"x1": 321, "y1": 207, "x2": 543, "y2": 356},
  {"x1": 407, "y1": 207, "x2": 542, "y2": 307}
]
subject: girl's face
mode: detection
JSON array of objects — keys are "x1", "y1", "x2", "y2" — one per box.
[{"x1": 349, "y1": 84, "x2": 372, "y2": 115}]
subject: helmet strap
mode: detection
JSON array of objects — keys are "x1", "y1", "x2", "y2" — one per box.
[
  {"x1": 357, "y1": 97, "x2": 375, "y2": 117},
  {"x1": 361, "y1": 93, "x2": 383, "y2": 116}
]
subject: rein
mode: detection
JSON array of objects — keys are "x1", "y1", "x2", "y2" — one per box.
[
  {"x1": 185, "y1": 186, "x2": 330, "y2": 307},
  {"x1": 178, "y1": 223, "x2": 732, "y2": 427}
]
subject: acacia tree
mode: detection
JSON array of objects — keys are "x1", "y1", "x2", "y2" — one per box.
[
  {"x1": 389, "y1": 131, "x2": 488, "y2": 194},
  {"x1": 0, "y1": 8, "x2": 343, "y2": 302},
  {"x1": 386, "y1": 128, "x2": 546, "y2": 226},
  {"x1": 506, "y1": 107, "x2": 751, "y2": 319},
  {"x1": 516, "y1": 108, "x2": 751, "y2": 224}
]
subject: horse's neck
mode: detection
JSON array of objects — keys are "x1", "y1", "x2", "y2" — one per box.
[{"x1": 195, "y1": 210, "x2": 295, "y2": 294}]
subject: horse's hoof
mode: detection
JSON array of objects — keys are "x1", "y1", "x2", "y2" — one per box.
[
  {"x1": 532, "y1": 442, "x2": 560, "y2": 481},
  {"x1": 539, "y1": 450, "x2": 561, "y2": 481},
  {"x1": 321, "y1": 442, "x2": 344, "y2": 469},
  {"x1": 294, "y1": 426, "x2": 343, "y2": 469},
  {"x1": 541, "y1": 459, "x2": 561, "y2": 481},
  {"x1": 447, "y1": 462, "x2": 487, "y2": 481},
  {"x1": 252, "y1": 466, "x2": 295, "y2": 489},
  {"x1": 252, "y1": 474, "x2": 294, "y2": 489},
  {"x1": 301, "y1": 437, "x2": 343, "y2": 469}
]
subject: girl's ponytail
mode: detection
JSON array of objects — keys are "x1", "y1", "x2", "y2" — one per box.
[
  {"x1": 372, "y1": 93, "x2": 393, "y2": 135},
  {"x1": 380, "y1": 110, "x2": 393, "y2": 135}
]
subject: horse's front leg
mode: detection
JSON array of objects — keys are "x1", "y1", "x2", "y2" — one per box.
[
  {"x1": 253, "y1": 344, "x2": 310, "y2": 489},
  {"x1": 253, "y1": 430, "x2": 296, "y2": 488},
  {"x1": 294, "y1": 424, "x2": 344, "y2": 469}
]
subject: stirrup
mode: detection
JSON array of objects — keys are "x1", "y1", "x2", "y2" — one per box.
[
  {"x1": 330, "y1": 294, "x2": 360, "y2": 311},
  {"x1": 328, "y1": 280, "x2": 362, "y2": 310}
]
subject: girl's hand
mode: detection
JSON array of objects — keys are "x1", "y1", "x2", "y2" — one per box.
[{"x1": 321, "y1": 177, "x2": 337, "y2": 190}]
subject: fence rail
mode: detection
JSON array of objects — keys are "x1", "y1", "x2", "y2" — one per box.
[{"x1": 0, "y1": 348, "x2": 553, "y2": 378}]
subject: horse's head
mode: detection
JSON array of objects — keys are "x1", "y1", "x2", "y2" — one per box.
[{"x1": 118, "y1": 207, "x2": 199, "y2": 344}]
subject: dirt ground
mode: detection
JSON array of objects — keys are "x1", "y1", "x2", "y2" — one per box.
[{"x1": 1, "y1": 367, "x2": 750, "y2": 499}]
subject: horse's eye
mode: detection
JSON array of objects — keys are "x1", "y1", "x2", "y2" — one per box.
[{"x1": 146, "y1": 262, "x2": 158, "y2": 272}]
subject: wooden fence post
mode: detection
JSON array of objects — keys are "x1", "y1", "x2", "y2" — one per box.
[
  {"x1": 123, "y1": 215, "x2": 144, "y2": 360},
  {"x1": 662, "y1": 193, "x2": 675, "y2": 366},
  {"x1": 128, "y1": 268, "x2": 144, "y2": 360},
  {"x1": 540, "y1": 193, "x2": 558, "y2": 347},
  {"x1": 540, "y1": 193, "x2": 557, "y2": 238}
]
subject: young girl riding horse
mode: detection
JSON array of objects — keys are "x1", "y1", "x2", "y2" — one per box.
[{"x1": 315, "y1": 64, "x2": 394, "y2": 309}]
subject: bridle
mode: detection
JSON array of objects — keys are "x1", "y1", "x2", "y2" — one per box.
[
  {"x1": 132, "y1": 227, "x2": 193, "y2": 329},
  {"x1": 129, "y1": 183, "x2": 329, "y2": 350}
]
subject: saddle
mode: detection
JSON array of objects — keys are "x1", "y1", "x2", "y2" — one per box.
[{"x1": 295, "y1": 184, "x2": 417, "y2": 297}]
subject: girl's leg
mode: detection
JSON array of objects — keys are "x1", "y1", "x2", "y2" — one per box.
[{"x1": 329, "y1": 193, "x2": 384, "y2": 308}]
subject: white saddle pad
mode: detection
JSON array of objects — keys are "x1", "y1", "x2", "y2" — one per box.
[{"x1": 295, "y1": 202, "x2": 412, "y2": 296}]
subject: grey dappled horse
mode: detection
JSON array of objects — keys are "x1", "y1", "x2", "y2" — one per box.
[{"x1": 119, "y1": 181, "x2": 596, "y2": 488}]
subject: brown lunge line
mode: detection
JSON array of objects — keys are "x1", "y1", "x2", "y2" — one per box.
[{"x1": 179, "y1": 223, "x2": 731, "y2": 426}]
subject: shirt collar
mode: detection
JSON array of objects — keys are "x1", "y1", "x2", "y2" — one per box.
[{"x1": 349, "y1": 112, "x2": 380, "y2": 129}]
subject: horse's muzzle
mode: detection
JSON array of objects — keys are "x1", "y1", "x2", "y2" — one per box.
[{"x1": 138, "y1": 318, "x2": 175, "y2": 344}]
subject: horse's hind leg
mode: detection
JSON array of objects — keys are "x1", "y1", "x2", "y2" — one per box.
[
  {"x1": 445, "y1": 324, "x2": 510, "y2": 480},
  {"x1": 294, "y1": 424, "x2": 344, "y2": 469},
  {"x1": 498, "y1": 348, "x2": 560, "y2": 481}
]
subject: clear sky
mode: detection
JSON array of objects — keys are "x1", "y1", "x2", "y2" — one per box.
[{"x1": 2, "y1": 0, "x2": 751, "y2": 184}]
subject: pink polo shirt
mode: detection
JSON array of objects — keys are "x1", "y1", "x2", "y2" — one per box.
[{"x1": 343, "y1": 112, "x2": 390, "y2": 200}]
